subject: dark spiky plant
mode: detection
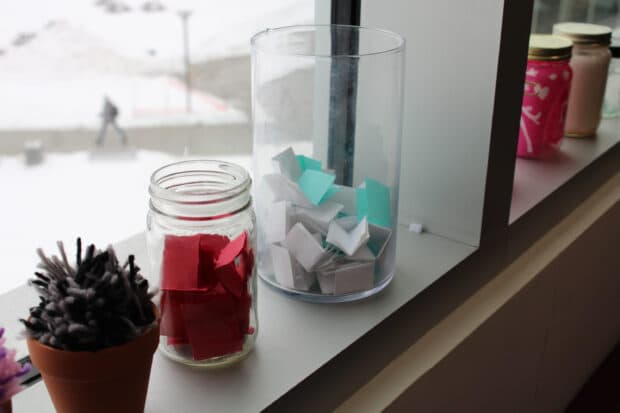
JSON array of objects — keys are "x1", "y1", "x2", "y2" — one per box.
[{"x1": 21, "y1": 238, "x2": 157, "y2": 351}]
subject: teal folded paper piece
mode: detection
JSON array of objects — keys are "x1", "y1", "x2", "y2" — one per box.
[
  {"x1": 296, "y1": 155, "x2": 322, "y2": 172},
  {"x1": 297, "y1": 170, "x2": 336, "y2": 205},
  {"x1": 356, "y1": 187, "x2": 368, "y2": 218},
  {"x1": 357, "y1": 179, "x2": 391, "y2": 228}
]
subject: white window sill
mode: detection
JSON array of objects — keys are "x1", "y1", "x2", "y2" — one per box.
[
  {"x1": 510, "y1": 118, "x2": 620, "y2": 223},
  {"x1": 4, "y1": 227, "x2": 475, "y2": 412}
]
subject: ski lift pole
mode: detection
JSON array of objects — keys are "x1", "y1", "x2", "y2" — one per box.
[{"x1": 178, "y1": 10, "x2": 192, "y2": 113}]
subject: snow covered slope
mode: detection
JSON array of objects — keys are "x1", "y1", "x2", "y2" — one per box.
[{"x1": 0, "y1": 0, "x2": 313, "y2": 129}]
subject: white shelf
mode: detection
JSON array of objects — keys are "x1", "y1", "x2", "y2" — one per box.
[{"x1": 4, "y1": 228, "x2": 475, "y2": 412}]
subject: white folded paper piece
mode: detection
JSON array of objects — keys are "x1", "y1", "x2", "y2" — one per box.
[
  {"x1": 326, "y1": 185, "x2": 356, "y2": 216},
  {"x1": 270, "y1": 244, "x2": 315, "y2": 291},
  {"x1": 283, "y1": 222, "x2": 327, "y2": 271},
  {"x1": 263, "y1": 173, "x2": 314, "y2": 208},
  {"x1": 326, "y1": 217, "x2": 370, "y2": 256},
  {"x1": 317, "y1": 259, "x2": 375, "y2": 295},
  {"x1": 272, "y1": 146, "x2": 302, "y2": 181},
  {"x1": 293, "y1": 201, "x2": 344, "y2": 234},
  {"x1": 264, "y1": 200, "x2": 290, "y2": 244}
]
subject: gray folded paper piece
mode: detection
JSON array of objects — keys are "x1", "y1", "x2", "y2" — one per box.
[
  {"x1": 264, "y1": 200, "x2": 291, "y2": 244},
  {"x1": 368, "y1": 223, "x2": 392, "y2": 259},
  {"x1": 282, "y1": 222, "x2": 327, "y2": 271},
  {"x1": 272, "y1": 146, "x2": 302, "y2": 181},
  {"x1": 293, "y1": 201, "x2": 344, "y2": 235},
  {"x1": 368, "y1": 223, "x2": 393, "y2": 275},
  {"x1": 270, "y1": 244, "x2": 316, "y2": 291},
  {"x1": 317, "y1": 258, "x2": 375, "y2": 295},
  {"x1": 316, "y1": 271, "x2": 335, "y2": 294},
  {"x1": 334, "y1": 215, "x2": 358, "y2": 231},
  {"x1": 326, "y1": 185, "x2": 357, "y2": 216},
  {"x1": 263, "y1": 173, "x2": 314, "y2": 208},
  {"x1": 346, "y1": 244, "x2": 375, "y2": 262}
]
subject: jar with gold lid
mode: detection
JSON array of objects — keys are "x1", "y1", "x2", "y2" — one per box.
[
  {"x1": 517, "y1": 34, "x2": 572, "y2": 158},
  {"x1": 553, "y1": 22, "x2": 612, "y2": 137}
]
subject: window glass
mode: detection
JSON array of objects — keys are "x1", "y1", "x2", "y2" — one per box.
[
  {"x1": 510, "y1": 1, "x2": 620, "y2": 222},
  {"x1": 0, "y1": 0, "x2": 313, "y2": 294},
  {"x1": 533, "y1": 0, "x2": 620, "y2": 33}
]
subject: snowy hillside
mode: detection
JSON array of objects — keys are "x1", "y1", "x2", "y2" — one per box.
[{"x1": 0, "y1": 0, "x2": 313, "y2": 129}]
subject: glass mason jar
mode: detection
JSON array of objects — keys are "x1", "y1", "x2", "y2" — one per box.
[
  {"x1": 602, "y1": 45, "x2": 620, "y2": 119},
  {"x1": 553, "y1": 22, "x2": 612, "y2": 137},
  {"x1": 517, "y1": 35, "x2": 572, "y2": 159},
  {"x1": 147, "y1": 160, "x2": 257, "y2": 367},
  {"x1": 251, "y1": 25, "x2": 405, "y2": 303}
]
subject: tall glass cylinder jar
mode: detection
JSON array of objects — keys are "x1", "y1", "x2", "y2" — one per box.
[
  {"x1": 147, "y1": 160, "x2": 257, "y2": 367},
  {"x1": 251, "y1": 25, "x2": 405, "y2": 303},
  {"x1": 553, "y1": 22, "x2": 612, "y2": 137}
]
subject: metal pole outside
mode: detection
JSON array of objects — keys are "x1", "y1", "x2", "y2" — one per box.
[{"x1": 178, "y1": 10, "x2": 192, "y2": 113}]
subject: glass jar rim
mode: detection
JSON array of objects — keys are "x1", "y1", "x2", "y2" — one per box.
[
  {"x1": 149, "y1": 160, "x2": 251, "y2": 205},
  {"x1": 250, "y1": 24, "x2": 405, "y2": 58}
]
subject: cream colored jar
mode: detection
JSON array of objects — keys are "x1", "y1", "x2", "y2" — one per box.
[{"x1": 553, "y1": 22, "x2": 612, "y2": 137}]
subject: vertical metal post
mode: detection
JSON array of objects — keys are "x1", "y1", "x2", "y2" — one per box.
[
  {"x1": 328, "y1": 0, "x2": 361, "y2": 186},
  {"x1": 586, "y1": 0, "x2": 597, "y2": 23},
  {"x1": 178, "y1": 10, "x2": 192, "y2": 113}
]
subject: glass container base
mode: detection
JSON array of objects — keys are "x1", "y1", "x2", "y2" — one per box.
[
  {"x1": 259, "y1": 271, "x2": 395, "y2": 303},
  {"x1": 158, "y1": 336, "x2": 255, "y2": 368}
]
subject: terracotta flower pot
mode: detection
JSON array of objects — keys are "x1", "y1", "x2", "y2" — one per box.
[
  {"x1": 27, "y1": 320, "x2": 159, "y2": 413},
  {"x1": 0, "y1": 399, "x2": 12, "y2": 413}
]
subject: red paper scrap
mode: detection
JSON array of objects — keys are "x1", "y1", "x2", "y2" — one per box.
[
  {"x1": 216, "y1": 262, "x2": 245, "y2": 298},
  {"x1": 160, "y1": 232, "x2": 255, "y2": 360},
  {"x1": 198, "y1": 234, "x2": 236, "y2": 289},
  {"x1": 236, "y1": 294, "x2": 252, "y2": 337},
  {"x1": 167, "y1": 336, "x2": 189, "y2": 346},
  {"x1": 215, "y1": 232, "x2": 247, "y2": 268},
  {"x1": 199, "y1": 234, "x2": 229, "y2": 254},
  {"x1": 236, "y1": 248, "x2": 255, "y2": 282},
  {"x1": 160, "y1": 290, "x2": 188, "y2": 339},
  {"x1": 161, "y1": 235, "x2": 201, "y2": 291},
  {"x1": 182, "y1": 301, "x2": 244, "y2": 360}
]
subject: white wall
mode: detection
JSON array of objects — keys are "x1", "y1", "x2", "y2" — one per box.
[{"x1": 361, "y1": 0, "x2": 504, "y2": 246}]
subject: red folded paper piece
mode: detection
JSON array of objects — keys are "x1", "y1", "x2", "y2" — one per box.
[
  {"x1": 161, "y1": 235, "x2": 201, "y2": 291},
  {"x1": 216, "y1": 263, "x2": 245, "y2": 298},
  {"x1": 167, "y1": 336, "x2": 189, "y2": 346},
  {"x1": 182, "y1": 291, "x2": 246, "y2": 359},
  {"x1": 237, "y1": 248, "x2": 255, "y2": 282},
  {"x1": 160, "y1": 231, "x2": 255, "y2": 360},
  {"x1": 215, "y1": 232, "x2": 247, "y2": 269},
  {"x1": 160, "y1": 290, "x2": 188, "y2": 339}
]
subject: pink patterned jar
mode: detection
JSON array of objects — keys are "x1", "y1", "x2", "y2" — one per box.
[{"x1": 518, "y1": 35, "x2": 573, "y2": 159}]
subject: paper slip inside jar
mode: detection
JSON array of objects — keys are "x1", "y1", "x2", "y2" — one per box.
[{"x1": 270, "y1": 244, "x2": 316, "y2": 290}]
